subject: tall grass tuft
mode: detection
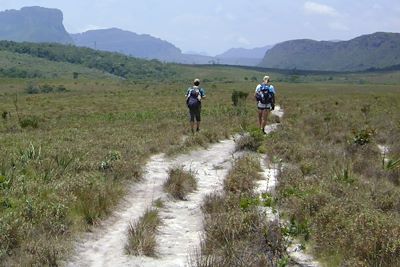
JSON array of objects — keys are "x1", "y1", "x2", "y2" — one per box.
[
  {"x1": 125, "y1": 209, "x2": 161, "y2": 257},
  {"x1": 223, "y1": 155, "x2": 262, "y2": 194},
  {"x1": 164, "y1": 167, "x2": 197, "y2": 200},
  {"x1": 73, "y1": 174, "x2": 123, "y2": 225}
]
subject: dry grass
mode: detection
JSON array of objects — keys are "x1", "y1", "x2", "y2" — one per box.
[
  {"x1": 265, "y1": 85, "x2": 400, "y2": 266},
  {"x1": 164, "y1": 167, "x2": 197, "y2": 200},
  {"x1": 125, "y1": 209, "x2": 161, "y2": 257},
  {"x1": 1, "y1": 69, "x2": 400, "y2": 264},
  {"x1": 223, "y1": 155, "x2": 262, "y2": 194},
  {"x1": 191, "y1": 155, "x2": 286, "y2": 267},
  {"x1": 0, "y1": 78, "x2": 257, "y2": 263}
]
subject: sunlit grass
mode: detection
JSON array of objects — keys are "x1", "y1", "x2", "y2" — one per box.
[
  {"x1": 1, "y1": 69, "x2": 400, "y2": 265},
  {"x1": 264, "y1": 84, "x2": 400, "y2": 266},
  {"x1": 192, "y1": 155, "x2": 285, "y2": 266}
]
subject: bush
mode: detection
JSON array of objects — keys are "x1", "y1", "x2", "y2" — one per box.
[
  {"x1": 25, "y1": 83, "x2": 68, "y2": 94},
  {"x1": 235, "y1": 128, "x2": 264, "y2": 152},
  {"x1": 352, "y1": 127, "x2": 376, "y2": 145},
  {"x1": 25, "y1": 84, "x2": 40, "y2": 94},
  {"x1": 19, "y1": 116, "x2": 39, "y2": 128},
  {"x1": 231, "y1": 90, "x2": 248, "y2": 106},
  {"x1": 40, "y1": 84, "x2": 54, "y2": 94}
]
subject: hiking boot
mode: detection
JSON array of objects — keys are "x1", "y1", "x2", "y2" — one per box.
[
  {"x1": 196, "y1": 128, "x2": 200, "y2": 132},
  {"x1": 262, "y1": 128, "x2": 266, "y2": 134}
]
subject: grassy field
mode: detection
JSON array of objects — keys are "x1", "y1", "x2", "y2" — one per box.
[
  {"x1": 264, "y1": 83, "x2": 400, "y2": 266},
  {"x1": 0, "y1": 61, "x2": 400, "y2": 265},
  {"x1": 0, "y1": 73, "x2": 261, "y2": 265}
]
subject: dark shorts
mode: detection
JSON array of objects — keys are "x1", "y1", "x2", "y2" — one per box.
[{"x1": 189, "y1": 107, "x2": 201, "y2": 122}]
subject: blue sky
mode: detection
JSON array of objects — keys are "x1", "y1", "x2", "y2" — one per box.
[{"x1": 1, "y1": 0, "x2": 399, "y2": 55}]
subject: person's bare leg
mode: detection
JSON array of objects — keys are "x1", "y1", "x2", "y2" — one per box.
[
  {"x1": 261, "y1": 110, "x2": 269, "y2": 133},
  {"x1": 190, "y1": 121, "x2": 195, "y2": 134},
  {"x1": 258, "y1": 109, "x2": 263, "y2": 128}
]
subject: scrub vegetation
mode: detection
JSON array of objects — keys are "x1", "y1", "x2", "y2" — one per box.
[
  {"x1": 0, "y1": 42, "x2": 399, "y2": 265},
  {"x1": 264, "y1": 84, "x2": 400, "y2": 266},
  {"x1": 191, "y1": 155, "x2": 285, "y2": 267}
]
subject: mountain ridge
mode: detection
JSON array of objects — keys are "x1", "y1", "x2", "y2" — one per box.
[
  {"x1": 71, "y1": 28, "x2": 182, "y2": 61},
  {"x1": 259, "y1": 32, "x2": 400, "y2": 71},
  {"x1": 2, "y1": 6, "x2": 400, "y2": 70}
]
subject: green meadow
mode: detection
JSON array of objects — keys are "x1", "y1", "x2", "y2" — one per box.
[{"x1": 0, "y1": 44, "x2": 399, "y2": 266}]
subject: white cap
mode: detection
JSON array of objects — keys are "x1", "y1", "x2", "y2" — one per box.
[{"x1": 263, "y1": 76, "x2": 270, "y2": 82}]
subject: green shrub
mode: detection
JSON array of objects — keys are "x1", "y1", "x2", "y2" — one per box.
[
  {"x1": 25, "y1": 84, "x2": 40, "y2": 94},
  {"x1": 231, "y1": 90, "x2": 248, "y2": 106},
  {"x1": 235, "y1": 128, "x2": 264, "y2": 152},
  {"x1": 19, "y1": 116, "x2": 39, "y2": 128},
  {"x1": 40, "y1": 84, "x2": 54, "y2": 93},
  {"x1": 352, "y1": 127, "x2": 376, "y2": 145}
]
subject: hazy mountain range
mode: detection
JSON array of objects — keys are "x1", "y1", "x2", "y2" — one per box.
[
  {"x1": 1, "y1": 6, "x2": 400, "y2": 71},
  {"x1": 0, "y1": 6, "x2": 269, "y2": 66}
]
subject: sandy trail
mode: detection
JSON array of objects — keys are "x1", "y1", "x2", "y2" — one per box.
[
  {"x1": 67, "y1": 106, "x2": 318, "y2": 267},
  {"x1": 67, "y1": 138, "x2": 238, "y2": 267}
]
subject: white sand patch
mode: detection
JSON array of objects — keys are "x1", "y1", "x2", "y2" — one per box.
[
  {"x1": 287, "y1": 244, "x2": 321, "y2": 267},
  {"x1": 378, "y1": 145, "x2": 389, "y2": 155},
  {"x1": 378, "y1": 144, "x2": 390, "y2": 165},
  {"x1": 272, "y1": 105, "x2": 284, "y2": 118}
]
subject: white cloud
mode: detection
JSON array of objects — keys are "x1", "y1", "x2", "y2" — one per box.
[
  {"x1": 237, "y1": 37, "x2": 251, "y2": 45},
  {"x1": 304, "y1": 1, "x2": 338, "y2": 16},
  {"x1": 329, "y1": 22, "x2": 349, "y2": 31}
]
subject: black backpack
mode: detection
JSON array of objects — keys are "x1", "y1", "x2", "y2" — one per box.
[
  {"x1": 187, "y1": 87, "x2": 201, "y2": 108},
  {"x1": 258, "y1": 84, "x2": 274, "y2": 105}
]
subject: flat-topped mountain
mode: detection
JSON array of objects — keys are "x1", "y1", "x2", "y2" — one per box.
[
  {"x1": 0, "y1": 6, "x2": 72, "y2": 44},
  {"x1": 259, "y1": 32, "x2": 400, "y2": 71}
]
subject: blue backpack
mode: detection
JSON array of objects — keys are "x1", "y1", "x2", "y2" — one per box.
[
  {"x1": 257, "y1": 84, "x2": 274, "y2": 105},
  {"x1": 187, "y1": 87, "x2": 201, "y2": 108}
]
